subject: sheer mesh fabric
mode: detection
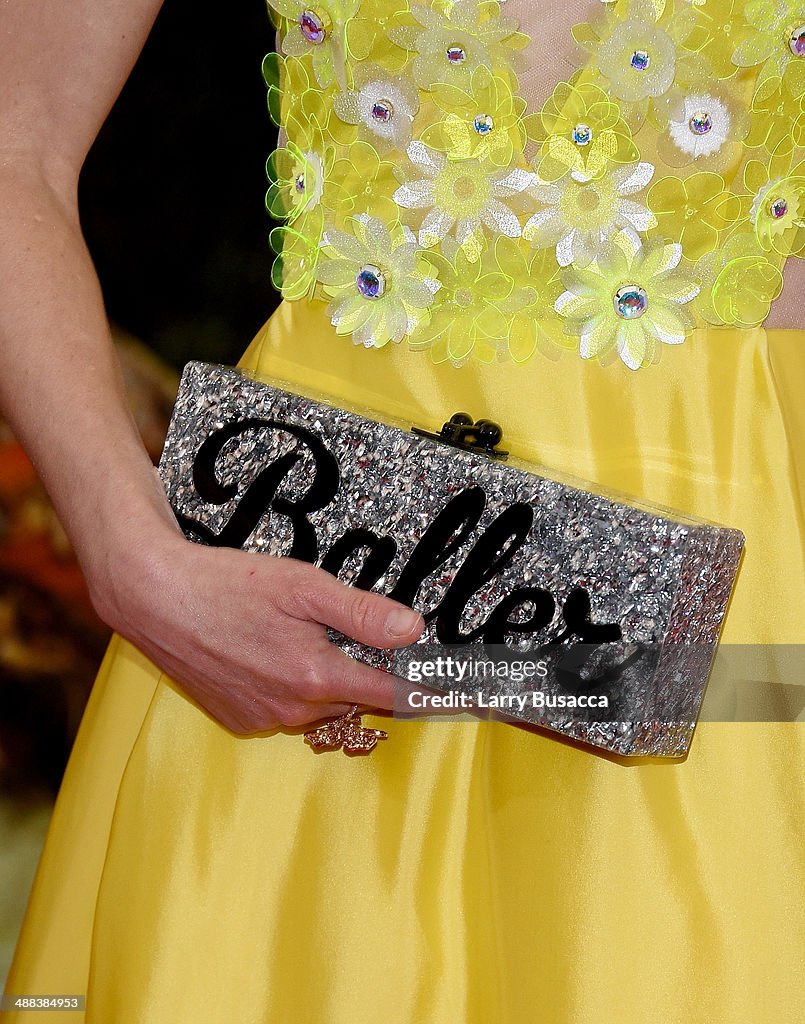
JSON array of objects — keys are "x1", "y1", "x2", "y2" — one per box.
[{"x1": 503, "y1": 0, "x2": 597, "y2": 114}]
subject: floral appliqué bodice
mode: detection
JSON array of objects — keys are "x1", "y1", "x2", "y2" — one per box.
[{"x1": 262, "y1": 0, "x2": 805, "y2": 369}]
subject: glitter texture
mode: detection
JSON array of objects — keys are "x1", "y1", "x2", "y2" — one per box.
[{"x1": 159, "y1": 363, "x2": 745, "y2": 758}]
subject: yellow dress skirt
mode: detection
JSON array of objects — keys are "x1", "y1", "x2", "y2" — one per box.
[{"x1": 5, "y1": 301, "x2": 805, "y2": 1023}]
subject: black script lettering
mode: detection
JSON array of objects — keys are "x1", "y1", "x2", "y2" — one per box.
[
  {"x1": 542, "y1": 587, "x2": 630, "y2": 695},
  {"x1": 554, "y1": 587, "x2": 622, "y2": 646},
  {"x1": 177, "y1": 428, "x2": 640, "y2": 690},
  {"x1": 555, "y1": 643, "x2": 647, "y2": 696},
  {"x1": 434, "y1": 504, "x2": 535, "y2": 643},
  {"x1": 482, "y1": 588, "x2": 556, "y2": 644},
  {"x1": 388, "y1": 487, "x2": 486, "y2": 608},
  {"x1": 176, "y1": 418, "x2": 339, "y2": 562}
]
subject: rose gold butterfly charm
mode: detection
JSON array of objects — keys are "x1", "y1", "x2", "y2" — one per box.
[{"x1": 304, "y1": 705, "x2": 389, "y2": 754}]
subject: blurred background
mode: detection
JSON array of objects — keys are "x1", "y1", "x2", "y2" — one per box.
[{"x1": 0, "y1": 0, "x2": 278, "y2": 984}]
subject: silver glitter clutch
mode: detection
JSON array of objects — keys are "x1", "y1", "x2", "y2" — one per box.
[{"x1": 158, "y1": 361, "x2": 744, "y2": 758}]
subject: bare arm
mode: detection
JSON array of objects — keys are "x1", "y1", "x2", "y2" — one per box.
[
  {"x1": 0, "y1": 0, "x2": 423, "y2": 733},
  {"x1": 0, "y1": 0, "x2": 177, "y2": 594}
]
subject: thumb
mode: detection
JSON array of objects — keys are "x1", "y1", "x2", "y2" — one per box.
[{"x1": 295, "y1": 567, "x2": 424, "y2": 649}]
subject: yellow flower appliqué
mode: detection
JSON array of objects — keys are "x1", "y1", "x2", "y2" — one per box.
[
  {"x1": 648, "y1": 171, "x2": 738, "y2": 259},
  {"x1": 526, "y1": 80, "x2": 639, "y2": 183},
  {"x1": 393, "y1": 140, "x2": 532, "y2": 261},
  {"x1": 555, "y1": 228, "x2": 700, "y2": 370},
  {"x1": 316, "y1": 214, "x2": 440, "y2": 346}
]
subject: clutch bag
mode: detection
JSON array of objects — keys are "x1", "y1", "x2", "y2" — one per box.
[{"x1": 157, "y1": 361, "x2": 744, "y2": 758}]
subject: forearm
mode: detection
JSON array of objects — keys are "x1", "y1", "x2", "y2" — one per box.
[{"x1": 0, "y1": 159, "x2": 180, "y2": 614}]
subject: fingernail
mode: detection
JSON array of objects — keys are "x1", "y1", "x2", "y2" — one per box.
[{"x1": 387, "y1": 607, "x2": 422, "y2": 639}]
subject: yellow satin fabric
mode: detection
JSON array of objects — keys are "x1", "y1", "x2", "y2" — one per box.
[{"x1": 6, "y1": 304, "x2": 805, "y2": 1022}]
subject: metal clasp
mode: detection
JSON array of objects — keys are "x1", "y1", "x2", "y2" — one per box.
[{"x1": 412, "y1": 412, "x2": 509, "y2": 460}]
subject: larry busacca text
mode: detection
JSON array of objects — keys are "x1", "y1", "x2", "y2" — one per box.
[{"x1": 401, "y1": 655, "x2": 610, "y2": 712}]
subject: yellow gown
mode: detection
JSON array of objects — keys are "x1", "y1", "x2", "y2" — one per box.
[{"x1": 6, "y1": 1, "x2": 805, "y2": 1021}]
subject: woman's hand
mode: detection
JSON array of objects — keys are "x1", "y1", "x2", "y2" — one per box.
[{"x1": 91, "y1": 517, "x2": 425, "y2": 735}]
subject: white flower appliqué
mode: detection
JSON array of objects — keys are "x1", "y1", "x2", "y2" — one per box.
[
  {"x1": 523, "y1": 162, "x2": 656, "y2": 268},
  {"x1": 316, "y1": 215, "x2": 440, "y2": 347},
  {"x1": 668, "y1": 93, "x2": 731, "y2": 160},
  {"x1": 393, "y1": 140, "x2": 533, "y2": 262},
  {"x1": 333, "y1": 66, "x2": 419, "y2": 152}
]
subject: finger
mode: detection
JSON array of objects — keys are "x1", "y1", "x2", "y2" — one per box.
[
  {"x1": 316, "y1": 646, "x2": 422, "y2": 711},
  {"x1": 303, "y1": 701, "x2": 362, "y2": 724},
  {"x1": 291, "y1": 567, "x2": 424, "y2": 649},
  {"x1": 258, "y1": 700, "x2": 358, "y2": 731}
]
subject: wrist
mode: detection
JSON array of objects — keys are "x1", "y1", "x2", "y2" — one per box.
[{"x1": 79, "y1": 469, "x2": 189, "y2": 633}]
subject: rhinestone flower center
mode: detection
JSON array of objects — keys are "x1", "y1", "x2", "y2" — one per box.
[
  {"x1": 294, "y1": 172, "x2": 306, "y2": 194},
  {"x1": 770, "y1": 197, "x2": 789, "y2": 219},
  {"x1": 473, "y1": 113, "x2": 495, "y2": 135},
  {"x1": 789, "y1": 25, "x2": 805, "y2": 56},
  {"x1": 371, "y1": 98, "x2": 394, "y2": 123},
  {"x1": 299, "y1": 9, "x2": 327, "y2": 44},
  {"x1": 446, "y1": 45, "x2": 467, "y2": 64},
  {"x1": 356, "y1": 264, "x2": 386, "y2": 299},
  {"x1": 614, "y1": 284, "x2": 649, "y2": 319},
  {"x1": 688, "y1": 109, "x2": 713, "y2": 135},
  {"x1": 630, "y1": 49, "x2": 651, "y2": 71},
  {"x1": 572, "y1": 123, "x2": 593, "y2": 146}
]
